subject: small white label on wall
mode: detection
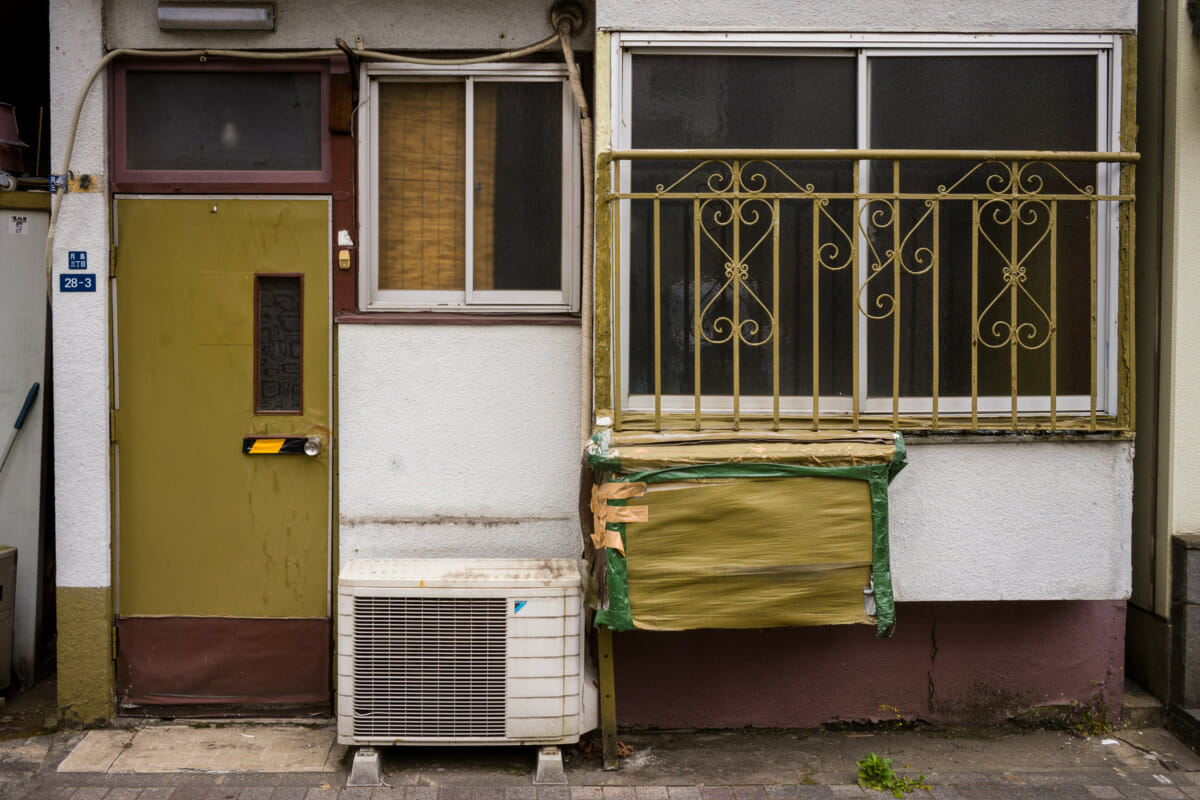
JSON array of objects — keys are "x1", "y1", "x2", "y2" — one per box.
[{"x1": 8, "y1": 215, "x2": 28, "y2": 235}]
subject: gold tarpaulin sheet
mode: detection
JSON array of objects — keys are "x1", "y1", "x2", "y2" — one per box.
[
  {"x1": 588, "y1": 430, "x2": 899, "y2": 472},
  {"x1": 623, "y1": 477, "x2": 873, "y2": 630}
]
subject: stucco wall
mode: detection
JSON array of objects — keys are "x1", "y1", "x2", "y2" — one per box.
[
  {"x1": 891, "y1": 441, "x2": 1133, "y2": 602},
  {"x1": 595, "y1": 0, "x2": 1135, "y2": 31},
  {"x1": 51, "y1": 0, "x2": 115, "y2": 721},
  {"x1": 0, "y1": 204, "x2": 49, "y2": 688},
  {"x1": 337, "y1": 324, "x2": 584, "y2": 565},
  {"x1": 104, "y1": 0, "x2": 595, "y2": 50},
  {"x1": 337, "y1": 318, "x2": 1133, "y2": 601},
  {"x1": 51, "y1": 0, "x2": 111, "y2": 591}
]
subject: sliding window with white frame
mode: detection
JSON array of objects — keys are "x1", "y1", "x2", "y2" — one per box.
[
  {"x1": 359, "y1": 63, "x2": 581, "y2": 312},
  {"x1": 603, "y1": 33, "x2": 1130, "y2": 431}
]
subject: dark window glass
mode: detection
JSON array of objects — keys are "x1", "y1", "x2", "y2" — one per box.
[
  {"x1": 474, "y1": 82, "x2": 563, "y2": 292},
  {"x1": 629, "y1": 54, "x2": 857, "y2": 399},
  {"x1": 125, "y1": 71, "x2": 322, "y2": 171},
  {"x1": 867, "y1": 56, "x2": 1097, "y2": 399},
  {"x1": 256, "y1": 276, "x2": 303, "y2": 413}
]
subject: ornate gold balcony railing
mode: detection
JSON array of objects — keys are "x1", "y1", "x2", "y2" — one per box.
[{"x1": 593, "y1": 149, "x2": 1138, "y2": 434}]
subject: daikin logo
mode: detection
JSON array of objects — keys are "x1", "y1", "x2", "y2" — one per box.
[{"x1": 513, "y1": 601, "x2": 527, "y2": 614}]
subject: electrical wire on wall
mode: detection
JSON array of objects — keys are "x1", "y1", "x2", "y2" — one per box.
[{"x1": 45, "y1": 0, "x2": 596, "y2": 447}]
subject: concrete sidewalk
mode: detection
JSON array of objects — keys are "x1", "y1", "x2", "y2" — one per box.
[{"x1": 4, "y1": 722, "x2": 1200, "y2": 800}]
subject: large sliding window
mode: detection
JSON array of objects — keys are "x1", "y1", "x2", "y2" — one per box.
[{"x1": 607, "y1": 34, "x2": 1127, "y2": 428}]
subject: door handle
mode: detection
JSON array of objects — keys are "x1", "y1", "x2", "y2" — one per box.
[{"x1": 243, "y1": 436, "x2": 325, "y2": 456}]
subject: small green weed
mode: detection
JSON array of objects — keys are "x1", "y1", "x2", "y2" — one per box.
[
  {"x1": 856, "y1": 753, "x2": 931, "y2": 798},
  {"x1": 1072, "y1": 702, "x2": 1113, "y2": 737}
]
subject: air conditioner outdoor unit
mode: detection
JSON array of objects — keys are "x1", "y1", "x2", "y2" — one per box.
[{"x1": 337, "y1": 558, "x2": 596, "y2": 756}]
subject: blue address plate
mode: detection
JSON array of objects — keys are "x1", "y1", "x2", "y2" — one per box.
[{"x1": 59, "y1": 273, "x2": 97, "y2": 292}]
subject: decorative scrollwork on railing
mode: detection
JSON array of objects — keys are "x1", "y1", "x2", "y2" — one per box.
[
  {"x1": 937, "y1": 160, "x2": 1097, "y2": 198},
  {"x1": 738, "y1": 160, "x2": 818, "y2": 196},
  {"x1": 815, "y1": 198, "x2": 855, "y2": 272},
  {"x1": 608, "y1": 149, "x2": 1130, "y2": 430},
  {"x1": 1013, "y1": 161, "x2": 1095, "y2": 196},
  {"x1": 974, "y1": 198, "x2": 1055, "y2": 351},
  {"x1": 855, "y1": 198, "x2": 937, "y2": 320},
  {"x1": 937, "y1": 159, "x2": 1015, "y2": 196},
  {"x1": 696, "y1": 195, "x2": 776, "y2": 347},
  {"x1": 656, "y1": 159, "x2": 737, "y2": 195}
]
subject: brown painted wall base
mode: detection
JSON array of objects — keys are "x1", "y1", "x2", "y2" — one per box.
[
  {"x1": 611, "y1": 600, "x2": 1125, "y2": 728},
  {"x1": 116, "y1": 617, "x2": 330, "y2": 711}
]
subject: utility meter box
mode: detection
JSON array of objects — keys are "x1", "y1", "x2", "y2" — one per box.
[{"x1": 0, "y1": 546, "x2": 14, "y2": 690}]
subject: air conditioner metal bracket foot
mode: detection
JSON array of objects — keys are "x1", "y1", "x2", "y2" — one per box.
[
  {"x1": 534, "y1": 745, "x2": 567, "y2": 785},
  {"x1": 347, "y1": 746, "x2": 383, "y2": 787}
]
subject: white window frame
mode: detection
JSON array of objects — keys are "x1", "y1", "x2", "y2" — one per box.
[
  {"x1": 359, "y1": 62, "x2": 581, "y2": 312},
  {"x1": 609, "y1": 31, "x2": 1123, "y2": 419}
]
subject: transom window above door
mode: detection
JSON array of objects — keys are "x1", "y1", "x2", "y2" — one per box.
[{"x1": 111, "y1": 61, "x2": 331, "y2": 186}]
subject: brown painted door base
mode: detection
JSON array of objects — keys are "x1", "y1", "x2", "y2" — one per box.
[{"x1": 115, "y1": 617, "x2": 330, "y2": 715}]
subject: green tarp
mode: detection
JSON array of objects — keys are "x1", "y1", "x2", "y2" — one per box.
[{"x1": 585, "y1": 432, "x2": 906, "y2": 637}]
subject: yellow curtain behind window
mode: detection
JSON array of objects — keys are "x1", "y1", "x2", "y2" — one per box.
[
  {"x1": 472, "y1": 84, "x2": 499, "y2": 291},
  {"x1": 378, "y1": 82, "x2": 466, "y2": 291}
]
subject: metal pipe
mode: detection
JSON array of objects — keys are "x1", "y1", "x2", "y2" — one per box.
[
  {"x1": 608, "y1": 148, "x2": 1140, "y2": 163},
  {"x1": 554, "y1": 7, "x2": 595, "y2": 448}
]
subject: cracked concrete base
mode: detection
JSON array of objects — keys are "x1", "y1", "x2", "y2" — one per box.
[{"x1": 56, "y1": 724, "x2": 345, "y2": 773}]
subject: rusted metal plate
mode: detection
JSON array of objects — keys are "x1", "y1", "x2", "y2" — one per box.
[{"x1": 116, "y1": 617, "x2": 330, "y2": 708}]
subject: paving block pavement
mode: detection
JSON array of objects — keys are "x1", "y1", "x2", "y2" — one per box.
[{"x1": 4, "y1": 725, "x2": 1200, "y2": 800}]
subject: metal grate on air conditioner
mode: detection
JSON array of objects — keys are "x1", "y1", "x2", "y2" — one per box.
[{"x1": 352, "y1": 596, "x2": 507, "y2": 739}]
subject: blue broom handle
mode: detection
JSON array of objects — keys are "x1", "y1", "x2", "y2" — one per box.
[{"x1": 13, "y1": 383, "x2": 39, "y2": 430}]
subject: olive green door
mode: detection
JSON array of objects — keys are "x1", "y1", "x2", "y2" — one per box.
[{"x1": 114, "y1": 197, "x2": 331, "y2": 709}]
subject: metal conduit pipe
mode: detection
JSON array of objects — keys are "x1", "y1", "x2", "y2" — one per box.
[{"x1": 550, "y1": 1, "x2": 595, "y2": 447}]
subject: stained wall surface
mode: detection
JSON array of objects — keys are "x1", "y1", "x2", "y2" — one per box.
[
  {"x1": 337, "y1": 324, "x2": 584, "y2": 564},
  {"x1": 891, "y1": 441, "x2": 1133, "y2": 602},
  {"x1": 613, "y1": 600, "x2": 1126, "y2": 728},
  {"x1": 595, "y1": 0, "x2": 1134, "y2": 31},
  {"x1": 104, "y1": 0, "x2": 595, "y2": 50},
  {"x1": 0, "y1": 204, "x2": 49, "y2": 688},
  {"x1": 51, "y1": 0, "x2": 110, "y2": 592}
]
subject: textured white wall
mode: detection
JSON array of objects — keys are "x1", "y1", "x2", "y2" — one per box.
[
  {"x1": 337, "y1": 325, "x2": 583, "y2": 566},
  {"x1": 891, "y1": 441, "x2": 1133, "y2": 602},
  {"x1": 338, "y1": 321, "x2": 1133, "y2": 600},
  {"x1": 0, "y1": 208, "x2": 49, "y2": 686},
  {"x1": 105, "y1": 0, "x2": 594, "y2": 50},
  {"x1": 596, "y1": 0, "x2": 1134, "y2": 31},
  {"x1": 50, "y1": 0, "x2": 112, "y2": 589}
]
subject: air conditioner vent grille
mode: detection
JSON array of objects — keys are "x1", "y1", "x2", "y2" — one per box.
[{"x1": 352, "y1": 596, "x2": 507, "y2": 739}]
